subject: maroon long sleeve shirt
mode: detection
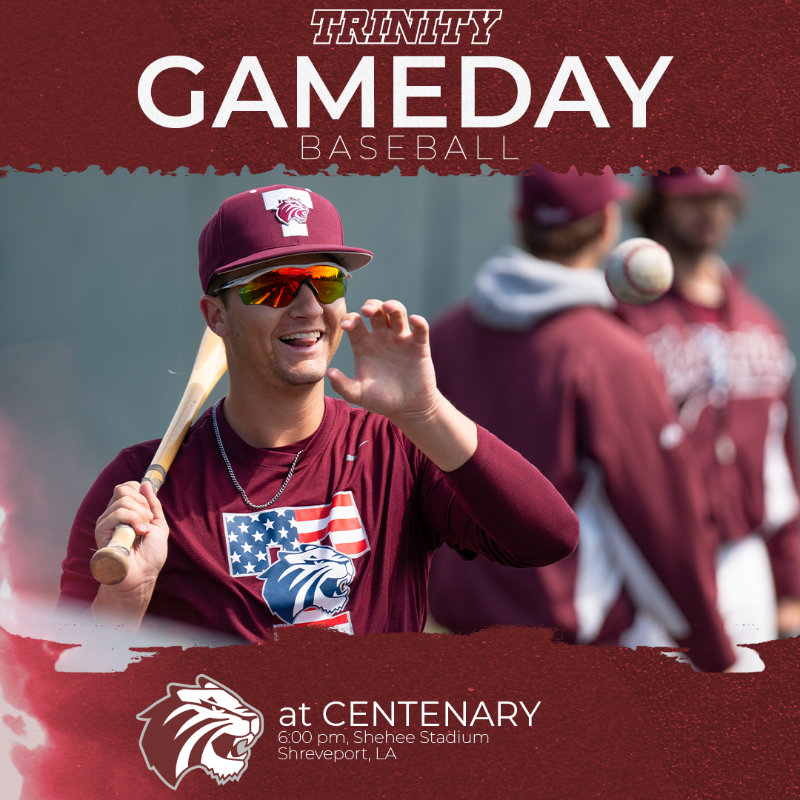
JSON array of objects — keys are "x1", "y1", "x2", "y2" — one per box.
[{"x1": 59, "y1": 396, "x2": 578, "y2": 638}]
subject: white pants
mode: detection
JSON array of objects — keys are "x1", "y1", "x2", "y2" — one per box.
[{"x1": 620, "y1": 534, "x2": 777, "y2": 672}]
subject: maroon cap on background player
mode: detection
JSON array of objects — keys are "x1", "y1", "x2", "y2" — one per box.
[
  {"x1": 519, "y1": 164, "x2": 632, "y2": 227},
  {"x1": 652, "y1": 166, "x2": 747, "y2": 198},
  {"x1": 199, "y1": 185, "x2": 373, "y2": 293}
]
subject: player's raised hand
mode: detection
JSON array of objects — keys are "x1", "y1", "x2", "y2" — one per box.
[
  {"x1": 328, "y1": 299, "x2": 477, "y2": 472},
  {"x1": 327, "y1": 299, "x2": 440, "y2": 423}
]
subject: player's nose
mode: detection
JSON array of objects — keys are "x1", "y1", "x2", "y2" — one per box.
[{"x1": 288, "y1": 282, "x2": 324, "y2": 316}]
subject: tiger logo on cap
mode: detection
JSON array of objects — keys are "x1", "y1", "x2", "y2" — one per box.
[{"x1": 274, "y1": 197, "x2": 310, "y2": 226}]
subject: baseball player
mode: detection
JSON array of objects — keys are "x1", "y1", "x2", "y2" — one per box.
[
  {"x1": 618, "y1": 167, "x2": 800, "y2": 667},
  {"x1": 58, "y1": 185, "x2": 579, "y2": 638},
  {"x1": 427, "y1": 166, "x2": 736, "y2": 672}
]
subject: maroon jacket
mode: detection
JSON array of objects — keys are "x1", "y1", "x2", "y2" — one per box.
[
  {"x1": 59, "y1": 396, "x2": 578, "y2": 638},
  {"x1": 617, "y1": 273, "x2": 800, "y2": 599},
  {"x1": 427, "y1": 248, "x2": 735, "y2": 671}
]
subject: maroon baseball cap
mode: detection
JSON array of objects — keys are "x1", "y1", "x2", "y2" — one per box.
[
  {"x1": 652, "y1": 166, "x2": 746, "y2": 198},
  {"x1": 519, "y1": 165, "x2": 632, "y2": 227},
  {"x1": 199, "y1": 185, "x2": 373, "y2": 293}
]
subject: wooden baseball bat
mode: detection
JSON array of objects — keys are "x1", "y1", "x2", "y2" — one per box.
[{"x1": 89, "y1": 327, "x2": 228, "y2": 585}]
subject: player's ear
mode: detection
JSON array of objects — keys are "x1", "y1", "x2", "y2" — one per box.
[
  {"x1": 200, "y1": 294, "x2": 230, "y2": 338},
  {"x1": 600, "y1": 201, "x2": 622, "y2": 251}
]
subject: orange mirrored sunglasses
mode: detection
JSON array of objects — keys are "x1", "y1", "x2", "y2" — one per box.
[{"x1": 214, "y1": 265, "x2": 348, "y2": 308}]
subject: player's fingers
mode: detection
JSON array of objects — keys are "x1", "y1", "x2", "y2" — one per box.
[
  {"x1": 383, "y1": 300, "x2": 410, "y2": 335},
  {"x1": 108, "y1": 482, "x2": 152, "y2": 514},
  {"x1": 361, "y1": 299, "x2": 389, "y2": 329},
  {"x1": 103, "y1": 494, "x2": 153, "y2": 525},
  {"x1": 340, "y1": 312, "x2": 370, "y2": 345},
  {"x1": 95, "y1": 507, "x2": 152, "y2": 548},
  {"x1": 140, "y1": 480, "x2": 167, "y2": 529},
  {"x1": 326, "y1": 368, "x2": 363, "y2": 407},
  {"x1": 408, "y1": 314, "x2": 429, "y2": 345}
]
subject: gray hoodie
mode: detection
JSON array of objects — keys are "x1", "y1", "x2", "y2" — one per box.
[{"x1": 471, "y1": 245, "x2": 615, "y2": 331}]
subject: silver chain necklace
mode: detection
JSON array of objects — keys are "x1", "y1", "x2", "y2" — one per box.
[{"x1": 212, "y1": 400, "x2": 303, "y2": 511}]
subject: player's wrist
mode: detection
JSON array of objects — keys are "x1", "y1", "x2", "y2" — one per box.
[
  {"x1": 391, "y1": 392, "x2": 478, "y2": 472},
  {"x1": 386, "y1": 389, "x2": 445, "y2": 434},
  {"x1": 91, "y1": 577, "x2": 157, "y2": 626}
]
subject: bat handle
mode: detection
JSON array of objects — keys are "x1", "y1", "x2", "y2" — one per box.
[{"x1": 90, "y1": 524, "x2": 136, "y2": 585}]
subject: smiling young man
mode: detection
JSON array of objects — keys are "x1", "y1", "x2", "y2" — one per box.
[{"x1": 58, "y1": 185, "x2": 579, "y2": 638}]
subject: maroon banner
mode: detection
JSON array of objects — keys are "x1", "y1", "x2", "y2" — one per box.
[
  {"x1": 3, "y1": 625, "x2": 800, "y2": 799},
  {"x1": 2, "y1": 0, "x2": 800, "y2": 175},
  {"x1": 3, "y1": 2, "x2": 800, "y2": 799}
]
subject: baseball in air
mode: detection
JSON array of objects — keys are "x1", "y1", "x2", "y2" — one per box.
[{"x1": 604, "y1": 237, "x2": 674, "y2": 305}]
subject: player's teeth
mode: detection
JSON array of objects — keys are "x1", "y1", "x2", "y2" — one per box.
[{"x1": 280, "y1": 332, "x2": 321, "y2": 341}]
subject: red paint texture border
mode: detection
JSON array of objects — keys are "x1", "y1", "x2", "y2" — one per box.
[
  {"x1": 4, "y1": 626, "x2": 800, "y2": 799},
  {"x1": 3, "y1": 2, "x2": 800, "y2": 798},
  {"x1": 2, "y1": 0, "x2": 799, "y2": 175}
]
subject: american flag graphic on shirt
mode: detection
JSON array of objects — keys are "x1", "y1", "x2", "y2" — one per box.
[{"x1": 223, "y1": 491, "x2": 369, "y2": 578}]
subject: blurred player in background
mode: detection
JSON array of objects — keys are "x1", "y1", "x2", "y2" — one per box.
[
  {"x1": 618, "y1": 167, "x2": 800, "y2": 657},
  {"x1": 426, "y1": 166, "x2": 736, "y2": 672}
]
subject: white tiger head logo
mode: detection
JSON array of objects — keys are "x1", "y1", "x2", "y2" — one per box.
[{"x1": 137, "y1": 675, "x2": 263, "y2": 790}]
